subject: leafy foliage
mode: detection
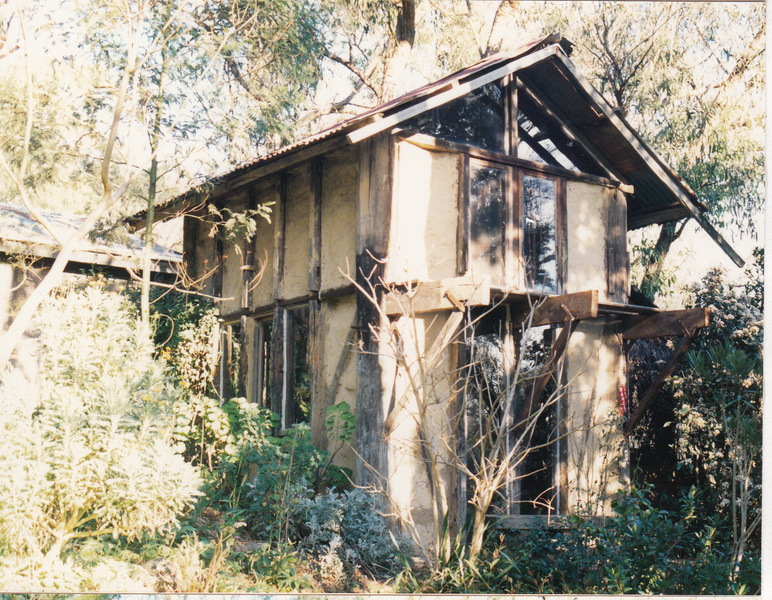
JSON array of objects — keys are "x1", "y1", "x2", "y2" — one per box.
[
  {"x1": 244, "y1": 423, "x2": 326, "y2": 541},
  {"x1": 0, "y1": 287, "x2": 202, "y2": 566},
  {"x1": 298, "y1": 488, "x2": 410, "y2": 579},
  {"x1": 404, "y1": 485, "x2": 754, "y2": 595}
]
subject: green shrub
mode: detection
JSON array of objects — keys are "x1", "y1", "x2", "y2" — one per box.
[
  {"x1": 0, "y1": 287, "x2": 202, "y2": 566},
  {"x1": 403, "y1": 485, "x2": 746, "y2": 595},
  {"x1": 298, "y1": 488, "x2": 411, "y2": 579},
  {"x1": 243, "y1": 423, "x2": 324, "y2": 541}
]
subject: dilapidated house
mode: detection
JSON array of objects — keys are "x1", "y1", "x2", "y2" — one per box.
[{"x1": 134, "y1": 34, "x2": 742, "y2": 542}]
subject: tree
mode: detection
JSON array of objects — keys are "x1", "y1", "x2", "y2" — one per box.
[
  {"x1": 311, "y1": 2, "x2": 764, "y2": 300},
  {"x1": 0, "y1": 0, "x2": 333, "y2": 368},
  {"x1": 541, "y1": 2, "x2": 764, "y2": 298}
]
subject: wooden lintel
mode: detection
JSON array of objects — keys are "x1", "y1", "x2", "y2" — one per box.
[
  {"x1": 526, "y1": 290, "x2": 598, "y2": 327},
  {"x1": 623, "y1": 333, "x2": 696, "y2": 437},
  {"x1": 383, "y1": 277, "x2": 491, "y2": 316},
  {"x1": 622, "y1": 307, "x2": 709, "y2": 340}
]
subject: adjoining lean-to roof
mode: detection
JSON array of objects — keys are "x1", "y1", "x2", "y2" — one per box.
[
  {"x1": 1, "y1": 203, "x2": 181, "y2": 273},
  {"x1": 133, "y1": 33, "x2": 742, "y2": 266}
]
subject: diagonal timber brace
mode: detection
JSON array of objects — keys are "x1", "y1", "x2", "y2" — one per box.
[
  {"x1": 515, "y1": 313, "x2": 576, "y2": 429},
  {"x1": 623, "y1": 333, "x2": 696, "y2": 437}
]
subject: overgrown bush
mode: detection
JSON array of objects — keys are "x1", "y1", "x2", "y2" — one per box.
[
  {"x1": 243, "y1": 423, "x2": 326, "y2": 540},
  {"x1": 0, "y1": 287, "x2": 202, "y2": 583},
  {"x1": 405, "y1": 485, "x2": 751, "y2": 595},
  {"x1": 298, "y1": 488, "x2": 411, "y2": 580}
]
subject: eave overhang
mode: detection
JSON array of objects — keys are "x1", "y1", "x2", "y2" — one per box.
[{"x1": 131, "y1": 33, "x2": 742, "y2": 266}]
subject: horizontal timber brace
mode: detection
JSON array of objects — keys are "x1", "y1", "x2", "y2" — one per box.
[
  {"x1": 621, "y1": 307, "x2": 709, "y2": 339},
  {"x1": 382, "y1": 276, "x2": 490, "y2": 315},
  {"x1": 523, "y1": 290, "x2": 598, "y2": 327}
]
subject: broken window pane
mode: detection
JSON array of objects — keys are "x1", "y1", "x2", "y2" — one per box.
[
  {"x1": 402, "y1": 82, "x2": 505, "y2": 153},
  {"x1": 469, "y1": 163, "x2": 507, "y2": 280},
  {"x1": 522, "y1": 174, "x2": 557, "y2": 293}
]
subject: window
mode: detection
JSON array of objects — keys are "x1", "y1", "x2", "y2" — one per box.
[
  {"x1": 469, "y1": 162, "x2": 508, "y2": 281},
  {"x1": 280, "y1": 305, "x2": 311, "y2": 430},
  {"x1": 252, "y1": 317, "x2": 272, "y2": 408},
  {"x1": 465, "y1": 160, "x2": 562, "y2": 293},
  {"x1": 463, "y1": 310, "x2": 561, "y2": 518},
  {"x1": 220, "y1": 321, "x2": 244, "y2": 399},
  {"x1": 522, "y1": 174, "x2": 558, "y2": 293},
  {"x1": 402, "y1": 82, "x2": 506, "y2": 153}
]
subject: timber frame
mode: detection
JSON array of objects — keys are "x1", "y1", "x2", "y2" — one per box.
[{"x1": 131, "y1": 33, "x2": 734, "y2": 539}]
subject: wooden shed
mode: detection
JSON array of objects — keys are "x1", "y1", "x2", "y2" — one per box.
[{"x1": 134, "y1": 34, "x2": 737, "y2": 542}]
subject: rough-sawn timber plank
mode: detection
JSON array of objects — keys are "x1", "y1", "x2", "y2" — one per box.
[
  {"x1": 382, "y1": 277, "x2": 491, "y2": 315},
  {"x1": 621, "y1": 307, "x2": 710, "y2": 340},
  {"x1": 527, "y1": 290, "x2": 599, "y2": 327}
]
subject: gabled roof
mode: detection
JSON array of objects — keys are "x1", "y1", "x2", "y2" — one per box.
[{"x1": 133, "y1": 33, "x2": 742, "y2": 266}]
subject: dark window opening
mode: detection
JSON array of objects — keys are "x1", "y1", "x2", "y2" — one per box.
[
  {"x1": 469, "y1": 162, "x2": 507, "y2": 278},
  {"x1": 402, "y1": 82, "x2": 506, "y2": 153},
  {"x1": 522, "y1": 174, "x2": 558, "y2": 293},
  {"x1": 282, "y1": 305, "x2": 311, "y2": 429},
  {"x1": 220, "y1": 322, "x2": 245, "y2": 399},
  {"x1": 253, "y1": 317, "x2": 272, "y2": 408},
  {"x1": 463, "y1": 310, "x2": 560, "y2": 518},
  {"x1": 517, "y1": 324, "x2": 559, "y2": 515}
]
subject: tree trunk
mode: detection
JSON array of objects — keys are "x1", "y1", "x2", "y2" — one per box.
[
  {"x1": 380, "y1": 0, "x2": 415, "y2": 103},
  {"x1": 639, "y1": 220, "x2": 685, "y2": 301}
]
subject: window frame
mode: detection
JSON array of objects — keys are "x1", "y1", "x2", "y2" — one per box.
[
  {"x1": 518, "y1": 168, "x2": 565, "y2": 295},
  {"x1": 251, "y1": 314, "x2": 273, "y2": 409},
  {"x1": 261, "y1": 303, "x2": 314, "y2": 434},
  {"x1": 459, "y1": 306, "x2": 565, "y2": 523},
  {"x1": 463, "y1": 154, "x2": 566, "y2": 294}
]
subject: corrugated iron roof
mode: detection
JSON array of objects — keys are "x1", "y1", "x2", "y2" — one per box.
[
  {"x1": 0, "y1": 203, "x2": 181, "y2": 264},
  {"x1": 132, "y1": 34, "x2": 566, "y2": 223},
  {"x1": 135, "y1": 31, "x2": 728, "y2": 253}
]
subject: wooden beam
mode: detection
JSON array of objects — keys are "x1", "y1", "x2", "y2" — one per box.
[
  {"x1": 623, "y1": 333, "x2": 696, "y2": 436},
  {"x1": 309, "y1": 158, "x2": 323, "y2": 292},
  {"x1": 347, "y1": 45, "x2": 561, "y2": 144},
  {"x1": 553, "y1": 51, "x2": 744, "y2": 267},
  {"x1": 517, "y1": 125, "x2": 562, "y2": 166},
  {"x1": 382, "y1": 276, "x2": 491, "y2": 316},
  {"x1": 525, "y1": 290, "x2": 598, "y2": 327},
  {"x1": 243, "y1": 186, "x2": 258, "y2": 309},
  {"x1": 621, "y1": 307, "x2": 709, "y2": 340},
  {"x1": 396, "y1": 131, "x2": 629, "y2": 192},
  {"x1": 518, "y1": 80, "x2": 625, "y2": 184},
  {"x1": 273, "y1": 175, "x2": 287, "y2": 300},
  {"x1": 606, "y1": 188, "x2": 628, "y2": 303}
]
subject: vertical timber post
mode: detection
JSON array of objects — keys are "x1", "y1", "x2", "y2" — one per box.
[{"x1": 354, "y1": 134, "x2": 393, "y2": 488}]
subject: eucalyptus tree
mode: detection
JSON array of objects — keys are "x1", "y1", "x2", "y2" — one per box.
[
  {"x1": 312, "y1": 1, "x2": 764, "y2": 300},
  {"x1": 545, "y1": 2, "x2": 764, "y2": 298},
  {"x1": 0, "y1": 0, "x2": 335, "y2": 365}
]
